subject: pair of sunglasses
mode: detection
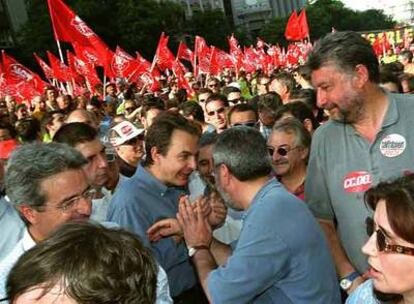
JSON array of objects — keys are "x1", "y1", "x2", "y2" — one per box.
[
  {"x1": 267, "y1": 146, "x2": 299, "y2": 157},
  {"x1": 365, "y1": 217, "x2": 414, "y2": 255}
]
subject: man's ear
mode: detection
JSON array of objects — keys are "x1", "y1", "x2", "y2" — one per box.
[
  {"x1": 18, "y1": 205, "x2": 37, "y2": 225},
  {"x1": 150, "y1": 146, "x2": 161, "y2": 164},
  {"x1": 353, "y1": 64, "x2": 370, "y2": 89}
]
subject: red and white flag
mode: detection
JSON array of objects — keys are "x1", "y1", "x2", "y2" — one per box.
[{"x1": 34, "y1": 53, "x2": 54, "y2": 79}]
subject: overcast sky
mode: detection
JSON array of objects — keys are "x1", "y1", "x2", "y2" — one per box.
[{"x1": 340, "y1": 0, "x2": 380, "y2": 11}]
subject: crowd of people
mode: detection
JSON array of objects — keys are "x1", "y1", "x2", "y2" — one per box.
[{"x1": 1, "y1": 30, "x2": 414, "y2": 303}]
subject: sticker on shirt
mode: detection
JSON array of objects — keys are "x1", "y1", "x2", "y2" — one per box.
[
  {"x1": 380, "y1": 134, "x2": 406, "y2": 158},
  {"x1": 343, "y1": 171, "x2": 372, "y2": 193}
]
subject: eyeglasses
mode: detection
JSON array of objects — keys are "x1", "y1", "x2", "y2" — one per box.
[
  {"x1": 232, "y1": 121, "x2": 258, "y2": 128},
  {"x1": 267, "y1": 145, "x2": 300, "y2": 157},
  {"x1": 366, "y1": 217, "x2": 414, "y2": 256},
  {"x1": 208, "y1": 83, "x2": 219, "y2": 88},
  {"x1": 207, "y1": 107, "x2": 226, "y2": 116},
  {"x1": 51, "y1": 187, "x2": 96, "y2": 213}
]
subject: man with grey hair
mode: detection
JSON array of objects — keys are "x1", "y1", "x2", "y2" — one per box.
[
  {"x1": 305, "y1": 31, "x2": 414, "y2": 294},
  {"x1": 267, "y1": 117, "x2": 311, "y2": 200},
  {"x1": 177, "y1": 127, "x2": 341, "y2": 303},
  {"x1": 0, "y1": 142, "x2": 92, "y2": 299},
  {"x1": 0, "y1": 142, "x2": 173, "y2": 303}
]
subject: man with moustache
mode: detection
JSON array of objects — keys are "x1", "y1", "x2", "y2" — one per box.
[
  {"x1": 267, "y1": 118, "x2": 311, "y2": 200},
  {"x1": 177, "y1": 127, "x2": 341, "y2": 303},
  {"x1": 305, "y1": 31, "x2": 414, "y2": 294}
]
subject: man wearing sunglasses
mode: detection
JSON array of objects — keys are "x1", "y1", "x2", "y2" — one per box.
[
  {"x1": 268, "y1": 118, "x2": 311, "y2": 200},
  {"x1": 206, "y1": 78, "x2": 221, "y2": 94},
  {"x1": 109, "y1": 121, "x2": 145, "y2": 178},
  {"x1": 305, "y1": 31, "x2": 414, "y2": 296},
  {"x1": 205, "y1": 94, "x2": 229, "y2": 134}
]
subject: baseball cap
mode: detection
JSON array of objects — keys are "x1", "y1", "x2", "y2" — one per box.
[
  {"x1": 109, "y1": 121, "x2": 144, "y2": 146},
  {"x1": 0, "y1": 139, "x2": 19, "y2": 159}
]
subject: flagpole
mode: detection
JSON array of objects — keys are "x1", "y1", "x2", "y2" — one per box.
[{"x1": 47, "y1": 0, "x2": 65, "y2": 64}]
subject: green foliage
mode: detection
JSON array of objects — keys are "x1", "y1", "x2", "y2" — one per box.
[{"x1": 260, "y1": 0, "x2": 396, "y2": 44}]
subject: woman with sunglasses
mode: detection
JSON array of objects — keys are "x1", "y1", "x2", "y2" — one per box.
[{"x1": 347, "y1": 174, "x2": 414, "y2": 304}]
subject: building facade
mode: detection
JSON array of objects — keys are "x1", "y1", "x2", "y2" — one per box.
[
  {"x1": 0, "y1": 0, "x2": 28, "y2": 48},
  {"x1": 378, "y1": 0, "x2": 414, "y2": 25}
]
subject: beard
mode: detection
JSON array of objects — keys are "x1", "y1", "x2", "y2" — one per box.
[
  {"x1": 327, "y1": 91, "x2": 365, "y2": 124},
  {"x1": 214, "y1": 171, "x2": 243, "y2": 211}
]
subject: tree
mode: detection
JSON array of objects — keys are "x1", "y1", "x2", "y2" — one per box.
[{"x1": 260, "y1": 0, "x2": 396, "y2": 45}]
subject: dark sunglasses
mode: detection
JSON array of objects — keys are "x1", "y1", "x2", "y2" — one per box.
[
  {"x1": 208, "y1": 83, "x2": 219, "y2": 88},
  {"x1": 232, "y1": 121, "x2": 258, "y2": 128},
  {"x1": 267, "y1": 145, "x2": 299, "y2": 157},
  {"x1": 125, "y1": 107, "x2": 136, "y2": 113},
  {"x1": 228, "y1": 98, "x2": 243, "y2": 104},
  {"x1": 207, "y1": 107, "x2": 226, "y2": 116},
  {"x1": 366, "y1": 217, "x2": 414, "y2": 255}
]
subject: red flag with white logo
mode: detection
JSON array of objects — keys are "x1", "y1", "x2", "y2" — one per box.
[
  {"x1": 47, "y1": 51, "x2": 72, "y2": 81},
  {"x1": 34, "y1": 53, "x2": 54, "y2": 79}
]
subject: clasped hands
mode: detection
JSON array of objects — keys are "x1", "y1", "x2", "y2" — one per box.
[{"x1": 147, "y1": 192, "x2": 227, "y2": 247}]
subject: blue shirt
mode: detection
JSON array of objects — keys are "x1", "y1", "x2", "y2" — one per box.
[
  {"x1": 207, "y1": 178, "x2": 341, "y2": 304},
  {"x1": 107, "y1": 165, "x2": 197, "y2": 297},
  {"x1": 346, "y1": 280, "x2": 378, "y2": 304},
  {"x1": 0, "y1": 197, "x2": 24, "y2": 261}
]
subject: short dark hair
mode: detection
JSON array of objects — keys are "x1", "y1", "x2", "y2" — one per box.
[
  {"x1": 274, "y1": 101, "x2": 320, "y2": 130},
  {"x1": 213, "y1": 127, "x2": 272, "y2": 181},
  {"x1": 227, "y1": 103, "x2": 258, "y2": 124},
  {"x1": 205, "y1": 94, "x2": 229, "y2": 108},
  {"x1": 380, "y1": 71, "x2": 403, "y2": 93},
  {"x1": 199, "y1": 132, "x2": 218, "y2": 149},
  {"x1": 399, "y1": 50, "x2": 413, "y2": 63},
  {"x1": 257, "y1": 92, "x2": 282, "y2": 113},
  {"x1": 306, "y1": 31, "x2": 380, "y2": 83},
  {"x1": 179, "y1": 101, "x2": 205, "y2": 123},
  {"x1": 140, "y1": 98, "x2": 165, "y2": 119},
  {"x1": 53, "y1": 122, "x2": 98, "y2": 147},
  {"x1": 143, "y1": 112, "x2": 201, "y2": 166},
  {"x1": 6, "y1": 221, "x2": 158, "y2": 304}
]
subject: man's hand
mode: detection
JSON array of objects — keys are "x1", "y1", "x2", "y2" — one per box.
[
  {"x1": 147, "y1": 218, "x2": 183, "y2": 244},
  {"x1": 206, "y1": 191, "x2": 227, "y2": 229},
  {"x1": 177, "y1": 196, "x2": 212, "y2": 248}
]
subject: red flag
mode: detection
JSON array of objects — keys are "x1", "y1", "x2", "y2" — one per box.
[
  {"x1": 111, "y1": 46, "x2": 140, "y2": 78},
  {"x1": 34, "y1": 53, "x2": 54, "y2": 79},
  {"x1": 209, "y1": 47, "x2": 233, "y2": 75},
  {"x1": 47, "y1": 51, "x2": 72, "y2": 81},
  {"x1": 72, "y1": 42, "x2": 101, "y2": 66},
  {"x1": 2, "y1": 51, "x2": 46, "y2": 92},
  {"x1": 47, "y1": 0, "x2": 113, "y2": 72},
  {"x1": 177, "y1": 41, "x2": 194, "y2": 63},
  {"x1": 67, "y1": 50, "x2": 100, "y2": 85},
  {"x1": 285, "y1": 11, "x2": 302, "y2": 41},
  {"x1": 154, "y1": 33, "x2": 175, "y2": 71},
  {"x1": 298, "y1": 9, "x2": 310, "y2": 39},
  {"x1": 243, "y1": 46, "x2": 260, "y2": 73}
]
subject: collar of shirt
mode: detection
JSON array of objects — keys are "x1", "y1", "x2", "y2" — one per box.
[{"x1": 133, "y1": 164, "x2": 186, "y2": 198}]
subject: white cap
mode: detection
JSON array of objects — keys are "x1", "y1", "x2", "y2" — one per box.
[
  {"x1": 228, "y1": 82, "x2": 241, "y2": 89},
  {"x1": 109, "y1": 121, "x2": 144, "y2": 146}
]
